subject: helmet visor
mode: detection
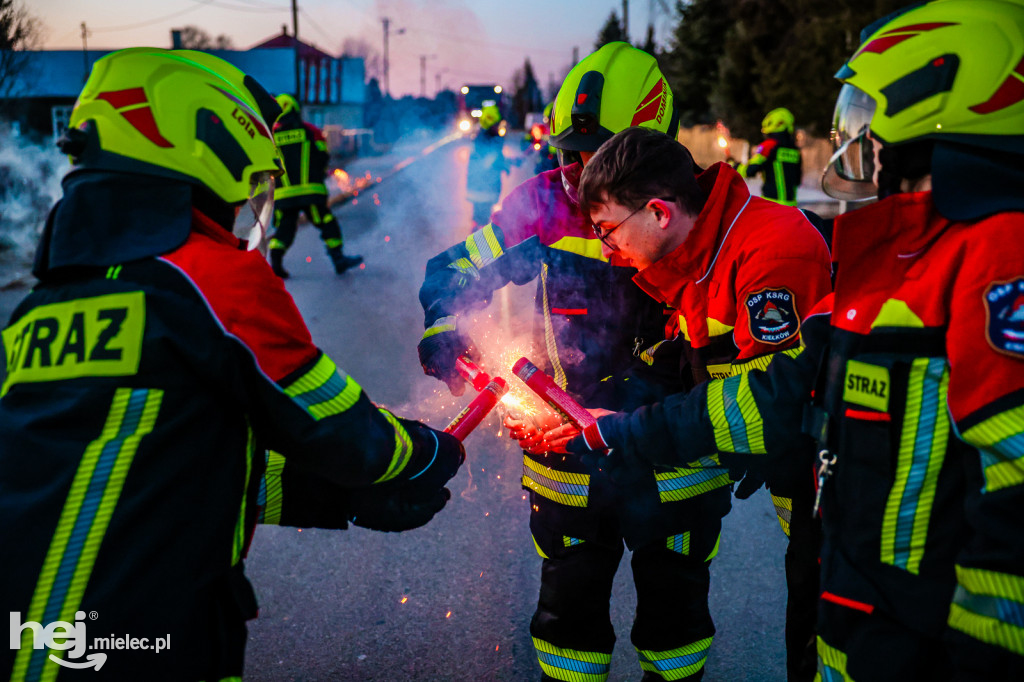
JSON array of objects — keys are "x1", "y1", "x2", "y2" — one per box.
[
  {"x1": 822, "y1": 84, "x2": 878, "y2": 200},
  {"x1": 558, "y1": 154, "x2": 582, "y2": 205},
  {"x1": 234, "y1": 172, "x2": 275, "y2": 252}
]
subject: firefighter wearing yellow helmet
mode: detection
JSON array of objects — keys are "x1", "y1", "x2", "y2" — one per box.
[
  {"x1": 465, "y1": 102, "x2": 509, "y2": 226},
  {"x1": 0, "y1": 48, "x2": 465, "y2": 681},
  {"x1": 562, "y1": 1, "x2": 1024, "y2": 679},
  {"x1": 267, "y1": 92, "x2": 362, "y2": 277},
  {"x1": 734, "y1": 107, "x2": 802, "y2": 206},
  {"x1": 417, "y1": 42, "x2": 769, "y2": 681}
]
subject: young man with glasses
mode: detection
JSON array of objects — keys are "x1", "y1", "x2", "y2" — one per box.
[
  {"x1": 418, "y1": 44, "x2": 737, "y2": 681},
  {"x1": 578, "y1": 126, "x2": 833, "y2": 681}
]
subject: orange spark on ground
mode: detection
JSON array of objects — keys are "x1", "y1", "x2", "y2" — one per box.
[{"x1": 400, "y1": 596, "x2": 408, "y2": 604}]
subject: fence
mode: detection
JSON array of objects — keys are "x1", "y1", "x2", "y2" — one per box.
[{"x1": 677, "y1": 124, "x2": 833, "y2": 190}]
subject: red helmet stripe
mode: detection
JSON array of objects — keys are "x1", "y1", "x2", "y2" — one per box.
[
  {"x1": 97, "y1": 87, "x2": 148, "y2": 109},
  {"x1": 857, "y1": 22, "x2": 957, "y2": 56},
  {"x1": 630, "y1": 80, "x2": 664, "y2": 127},
  {"x1": 858, "y1": 34, "x2": 916, "y2": 55},
  {"x1": 970, "y1": 56, "x2": 1024, "y2": 114},
  {"x1": 879, "y1": 22, "x2": 957, "y2": 36},
  {"x1": 120, "y1": 107, "x2": 174, "y2": 148}
]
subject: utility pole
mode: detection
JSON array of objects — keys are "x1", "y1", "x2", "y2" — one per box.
[
  {"x1": 419, "y1": 54, "x2": 436, "y2": 97},
  {"x1": 435, "y1": 67, "x2": 449, "y2": 95},
  {"x1": 571, "y1": 46, "x2": 579, "y2": 67},
  {"x1": 381, "y1": 18, "x2": 405, "y2": 97},
  {"x1": 80, "y1": 22, "x2": 90, "y2": 82},
  {"x1": 291, "y1": 0, "x2": 301, "y2": 102},
  {"x1": 622, "y1": 0, "x2": 629, "y2": 43},
  {"x1": 382, "y1": 18, "x2": 390, "y2": 97}
]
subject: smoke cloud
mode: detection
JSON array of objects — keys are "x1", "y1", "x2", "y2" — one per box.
[{"x1": 0, "y1": 124, "x2": 65, "y2": 278}]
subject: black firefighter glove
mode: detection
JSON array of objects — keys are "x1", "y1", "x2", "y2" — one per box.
[
  {"x1": 417, "y1": 317, "x2": 478, "y2": 396},
  {"x1": 347, "y1": 419, "x2": 466, "y2": 532},
  {"x1": 718, "y1": 451, "x2": 769, "y2": 500},
  {"x1": 564, "y1": 418, "x2": 618, "y2": 472}
]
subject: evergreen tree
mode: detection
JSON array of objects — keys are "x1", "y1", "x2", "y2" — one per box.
[
  {"x1": 640, "y1": 24, "x2": 657, "y2": 56},
  {"x1": 663, "y1": 0, "x2": 913, "y2": 139},
  {"x1": 661, "y1": 0, "x2": 733, "y2": 127},
  {"x1": 511, "y1": 58, "x2": 544, "y2": 127},
  {"x1": 595, "y1": 11, "x2": 626, "y2": 50}
]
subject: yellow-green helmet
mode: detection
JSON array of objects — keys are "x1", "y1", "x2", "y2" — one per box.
[
  {"x1": 62, "y1": 47, "x2": 282, "y2": 207},
  {"x1": 479, "y1": 104, "x2": 501, "y2": 130},
  {"x1": 761, "y1": 107, "x2": 794, "y2": 134},
  {"x1": 824, "y1": 0, "x2": 1024, "y2": 199},
  {"x1": 550, "y1": 41, "x2": 677, "y2": 153},
  {"x1": 276, "y1": 93, "x2": 300, "y2": 117}
]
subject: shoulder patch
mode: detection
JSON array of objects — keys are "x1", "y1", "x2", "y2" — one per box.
[
  {"x1": 746, "y1": 287, "x2": 800, "y2": 345},
  {"x1": 984, "y1": 278, "x2": 1024, "y2": 359}
]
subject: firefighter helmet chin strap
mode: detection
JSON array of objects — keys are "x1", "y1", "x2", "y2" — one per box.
[{"x1": 876, "y1": 140, "x2": 933, "y2": 200}]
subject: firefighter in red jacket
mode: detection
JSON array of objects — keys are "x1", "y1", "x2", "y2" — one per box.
[
  {"x1": 564, "y1": 2, "x2": 1024, "y2": 679},
  {"x1": 0, "y1": 48, "x2": 463, "y2": 681},
  {"x1": 573, "y1": 126, "x2": 832, "y2": 681},
  {"x1": 418, "y1": 43, "x2": 736, "y2": 681},
  {"x1": 734, "y1": 107, "x2": 802, "y2": 207},
  {"x1": 267, "y1": 93, "x2": 362, "y2": 277}
]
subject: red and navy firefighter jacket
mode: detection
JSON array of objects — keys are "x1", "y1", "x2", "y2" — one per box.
[
  {"x1": 592, "y1": 191, "x2": 1024, "y2": 669},
  {"x1": 0, "y1": 209, "x2": 425, "y2": 681},
  {"x1": 419, "y1": 164, "x2": 717, "y2": 545},
  {"x1": 630, "y1": 162, "x2": 832, "y2": 533}
]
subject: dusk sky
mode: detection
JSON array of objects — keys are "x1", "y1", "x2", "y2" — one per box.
[{"x1": 32, "y1": 0, "x2": 675, "y2": 97}]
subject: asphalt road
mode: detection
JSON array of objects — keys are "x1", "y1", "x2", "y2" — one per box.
[{"x1": 0, "y1": 133, "x2": 791, "y2": 681}]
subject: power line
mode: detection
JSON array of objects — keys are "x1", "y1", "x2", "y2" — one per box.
[
  {"x1": 403, "y1": 27, "x2": 565, "y2": 55},
  {"x1": 218, "y1": 0, "x2": 283, "y2": 7},
  {"x1": 298, "y1": 8, "x2": 339, "y2": 49},
  {"x1": 187, "y1": 0, "x2": 285, "y2": 13},
  {"x1": 89, "y1": 1, "x2": 215, "y2": 33},
  {"x1": 89, "y1": 0, "x2": 284, "y2": 35}
]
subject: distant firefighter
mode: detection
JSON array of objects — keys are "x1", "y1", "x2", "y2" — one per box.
[
  {"x1": 735, "y1": 107, "x2": 802, "y2": 206},
  {"x1": 465, "y1": 104, "x2": 509, "y2": 228},
  {"x1": 268, "y1": 93, "x2": 362, "y2": 277}
]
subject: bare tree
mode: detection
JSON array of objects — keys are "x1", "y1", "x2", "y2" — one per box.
[
  {"x1": 340, "y1": 36, "x2": 381, "y2": 81},
  {"x1": 0, "y1": 0, "x2": 42, "y2": 98},
  {"x1": 178, "y1": 24, "x2": 233, "y2": 50}
]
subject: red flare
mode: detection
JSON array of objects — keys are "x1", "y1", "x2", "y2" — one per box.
[
  {"x1": 455, "y1": 356, "x2": 492, "y2": 391},
  {"x1": 444, "y1": 377, "x2": 508, "y2": 441},
  {"x1": 512, "y1": 357, "x2": 595, "y2": 430}
]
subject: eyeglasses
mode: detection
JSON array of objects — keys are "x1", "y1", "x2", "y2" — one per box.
[{"x1": 592, "y1": 204, "x2": 646, "y2": 247}]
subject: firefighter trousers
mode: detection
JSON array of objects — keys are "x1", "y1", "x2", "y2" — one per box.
[
  {"x1": 529, "y1": 509, "x2": 721, "y2": 682},
  {"x1": 269, "y1": 196, "x2": 342, "y2": 253},
  {"x1": 767, "y1": 460, "x2": 822, "y2": 682}
]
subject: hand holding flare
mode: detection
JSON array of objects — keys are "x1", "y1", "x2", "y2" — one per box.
[{"x1": 505, "y1": 358, "x2": 613, "y2": 454}]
